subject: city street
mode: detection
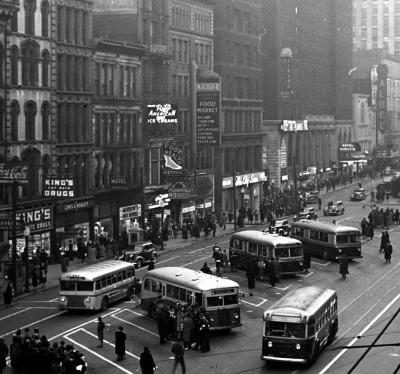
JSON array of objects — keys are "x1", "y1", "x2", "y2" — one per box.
[{"x1": 2, "y1": 179, "x2": 400, "y2": 374}]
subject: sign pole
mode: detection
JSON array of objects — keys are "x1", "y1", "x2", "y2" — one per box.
[
  {"x1": 23, "y1": 226, "x2": 30, "y2": 292},
  {"x1": 232, "y1": 167, "x2": 237, "y2": 230},
  {"x1": 11, "y1": 180, "x2": 18, "y2": 289}
]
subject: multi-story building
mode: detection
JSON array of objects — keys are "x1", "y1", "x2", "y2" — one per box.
[
  {"x1": 353, "y1": 0, "x2": 400, "y2": 56},
  {"x1": 0, "y1": 0, "x2": 55, "y2": 264},
  {"x1": 202, "y1": 0, "x2": 265, "y2": 215},
  {"x1": 92, "y1": 39, "x2": 145, "y2": 237},
  {"x1": 54, "y1": 0, "x2": 94, "y2": 247},
  {"x1": 262, "y1": 0, "x2": 353, "y2": 189}
]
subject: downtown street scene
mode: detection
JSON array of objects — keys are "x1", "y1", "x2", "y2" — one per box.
[{"x1": 1, "y1": 0, "x2": 400, "y2": 373}]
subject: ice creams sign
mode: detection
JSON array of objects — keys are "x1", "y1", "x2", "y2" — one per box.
[{"x1": 145, "y1": 104, "x2": 178, "y2": 125}]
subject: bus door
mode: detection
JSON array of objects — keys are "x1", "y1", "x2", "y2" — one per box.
[{"x1": 140, "y1": 278, "x2": 162, "y2": 317}]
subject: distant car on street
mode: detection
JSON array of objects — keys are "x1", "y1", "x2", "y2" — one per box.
[
  {"x1": 350, "y1": 187, "x2": 366, "y2": 201},
  {"x1": 265, "y1": 219, "x2": 291, "y2": 236},
  {"x1": 119, "y1": 241, "x2": 158, "y2": 268},
  {"x1": 294, "y1": 207, "x2": 318, "y2": 221},
  {"x1": 305, "y1": 190, "x2": 320, "y2": 204},
  {"x1": 384, "y1": 167, "x2": 393, "y2": 176},
  {"x1": 324, "y1": 201, "x2": 345, "y2": 216}
]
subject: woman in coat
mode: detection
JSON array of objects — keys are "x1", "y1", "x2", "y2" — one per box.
[
  {"x1": 182, "y1": 313, "x2": 194, "y2": 349},
  {"x1": 139, "y1": 346, "x2": 156, "y2": 374},
  {"x1": 384, "y1": 242, "x2": 393, "y2": 264},
  {"x1": 245, "y1": 262, "x2": 256, "y2": 296}
]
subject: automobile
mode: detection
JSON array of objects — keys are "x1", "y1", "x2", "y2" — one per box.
[
  {"x1": 119, "y1": 241, "x2": 158, "y2": 269},
  {"x1": 264, "y1": 219, "x2": 291, "y2": 236},
  {"x1": 324, "y1": 200, "x2": 345, "y2": 216},
  {"x1": 350, "y1": 187, "x2": 366, "y2": 201},
  {"x1": 305, "y1": 190, "x2": 320, "y2": 204},
  {"x1": 384, "y1": 167, "x2": 393, "y2": 176},
  {"x1": 294, "y1": 207, "x2": 318, "y2": 221}
]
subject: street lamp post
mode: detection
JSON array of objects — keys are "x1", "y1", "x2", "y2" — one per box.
[{"x1": 23, "y1": 226, "x2": 30, "y2": 292}]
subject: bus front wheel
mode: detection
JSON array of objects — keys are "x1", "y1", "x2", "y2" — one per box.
[{"x1": 101, "y1": 297, "x2": 109, "y2": 311}]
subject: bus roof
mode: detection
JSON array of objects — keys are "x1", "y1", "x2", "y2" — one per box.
[
  {"x1": 291, "y1": 220, "x2": 360, "y2": 234},
  {"x1": 144, "y1": 267, "x2": 239, "y2": 291},
  {"x1": 231, "y1": 230, "x2": 302, "y2": 246},
  {"x1": 263, "y1": 286, "x2": 336, "y2": 319},
  {"x1": 59, "y1": 260, "x2": 134, "y2": 281}
]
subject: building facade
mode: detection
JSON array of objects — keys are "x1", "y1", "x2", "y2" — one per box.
[{"x1": 353, "y1": 0, "x2": 400, "y2": 56}]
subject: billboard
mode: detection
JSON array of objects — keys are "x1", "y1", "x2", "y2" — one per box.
[
  {"x1": 196, "y1": 77, "x2": 221, "y2": 146},
  {"x1": 162, "y1": 142, "x2": 184, "y2": 182}
]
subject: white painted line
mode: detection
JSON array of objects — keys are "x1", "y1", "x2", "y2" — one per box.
[
  {"x1": 319, "y1": 291, "x2": 400, "y2": 374},
  {"x1": 180, "y1": 255, "x2": 210, "y2": 267},
  {"x1": 298, "y1": 271, "x2": 314, "y2": 278},
  {"x1": 49, "y1": 297, "x2": 59, "y2": 302},
  {"x1": 0, "y1": 307, "x2": 31, "y2": 322},
  {"x1": 49, "y1": 308, "x2": 121, "y2": 342},
  {"x1": 111, "y1": 312, "x2": 160, "y2": 338},
  {"x1": 79, "y1": 328, "x2": 140, "y2": 360},
  {"x1": 240, "y1": 297, "x2": 268, "y2": 308},
  {"x1": 1, "y1": 310, "x2": 66, "y2": 338},
  {"x1": 337, "y1": 216, "x2": 352, "y2": 223},
  {"x1": 157, "y1": 256, "x2": 179, "y2": 264},
  {"x1": 189, "y1": 240, "x2": 229, "y2": 254},
  {"x1": 64, "y1": 331, "x2": 134, "y2": 374},
  {"x1": 311, "y1": 261, "x2": 331, "y2": 267}
]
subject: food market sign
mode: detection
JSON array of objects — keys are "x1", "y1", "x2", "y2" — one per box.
[
  {"x1": 0, "y1": 160, "x2": 28, "y2": 184},
  {"x1": 16, "y1": 207, "x2": 53, "y2": 234},
  {"x1": 196, "y1": 76, "x2": 221, "y2": 146},
  {"x1": 43, "y1": 177, "x2": 75, "y2": 198}
]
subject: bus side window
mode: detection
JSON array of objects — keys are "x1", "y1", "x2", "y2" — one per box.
[
  {"x1": 195, "y1": 292, "x2": 202, "y2": 306},
  {"x1": 329, "y1": 234, "x2": 335, "y2": 245},
  {"x1": 101, "y1": 277, "x2": 107, "y2": 288},
  {"x1": 248, "y1": 242, "x2": 254, "y2": 254},
  {"x1": 144, "y1": 278, "x2": 150, "y2": 291},
  {"x1": 96, "y1": 280, "x2": 101, "y2": 290},
  {"x1": 117, "y1": 272, "x2": 123, "y2": 282},
  {"x1": 262, "y1": 245, "x2": 268, "y2": 257},
  {"x1": 179, "y1": 288, "x2": 186, "y2": 302},
  {"x1": 106, "y1": 276, "x2": 112, "y2": 286}
]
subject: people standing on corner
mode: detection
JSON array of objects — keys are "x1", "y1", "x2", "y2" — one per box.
[
  {"x1": 140, "y1": 346, "x2": 157, "y2": 374},
  {"x1": 384, "y1": 242, "x2": 393, "y2": 264},
  {"x1": 171, "y1": 341, "x2": 186, "y2": 374},
  {"x1": 0, "y1": 337, "x2": 8, "y2": 374},
  {"x1": 3, "y1": 280, "x2": 14, "y2": 308},
  {"x1": 338, "y1": 254, "x2": 349, "y2": 280},
  {"x1": 97, "y1": 316, "x2": 105, "y2": 348},
  {"x1": 115, "y1": 326, "x2": 126, "y2": 361}
]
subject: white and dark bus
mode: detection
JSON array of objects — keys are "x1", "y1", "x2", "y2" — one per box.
[
  {"x1": 291, "y1": 220, "x2": 362, "y2": 260},
  {"x1": 229, "y1": 230, "x2": 304, "y2": 274},
  {"x1": 59, "y1": 260, "x2": 136, "y2": 311},
  {"x1": 140, "y1": 267, "x2": 241, "y2": 330},
  {"x1": 262, "y1": 286, "x2": 338, "y2": 364}
]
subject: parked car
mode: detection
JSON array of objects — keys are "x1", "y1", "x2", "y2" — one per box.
[
  {"x1": 294, "y1": 207, "x2": 318, "y2": 221},
  {"x1": 324, "y1": 201, "x2": 345, "y2": 216},
  {"x1": 350, "y1": 187, "x2": 366, "y2": 201},
  {"x1": 119, "y1": 241, "x2": 157, "y2": 268},
  {"x1": 265, "y1": 219, "x2": 291, "y2": 236}
]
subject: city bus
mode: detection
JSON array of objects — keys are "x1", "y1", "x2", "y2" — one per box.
[
  {"x1": 291, "y1": 220, "x2": 362, "y2": 260},
  {"x1": 262, "y1": 286, "x2": 338, "y2": 364},
  {"x1": 59, "y1": 260, "x2": 136, "y2": 311},
  {"x1": 229, "y1": 230, "x2": 304, "y2": 275},
  {"x1": 140, "y1": 267, "x2": 241, "y2": 330}
]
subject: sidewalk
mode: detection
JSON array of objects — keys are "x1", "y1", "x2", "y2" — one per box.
[{"x1": 12, "y1": 177, "x2": 372, "y2": 302}]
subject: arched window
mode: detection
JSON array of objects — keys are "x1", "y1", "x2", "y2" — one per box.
[
  {"x1": 21, "y1": 148, "x2": 41, "y2": 198},
  {"x1": 41, "y1": 0, "x2": 49, "y2": 37},
  {"x1": 21, "y1": 41, "x2": 39, "y2": 86},
  {"x1": 360, "y1": 102, "x2": 366, "y2": 123},
  {"x1": 10, "y1": 46, "x2": 19, "y2": 85},
  {"x1": 42, "y1": 49, "x2": 49, "y2": 87},
  {"x1": 41, "y1": 101, "x2": 50, "y2": 140},
  {"x1": 24, "y1": 0, "x2": 37, "y2": 35},
  {"x1": 24, "y1": 101, "x2": 37, "y2": 141},
  {"x1": 10, "y1": 101, "x2": 20, "y2": 141}
]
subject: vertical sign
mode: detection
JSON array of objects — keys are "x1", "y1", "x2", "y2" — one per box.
[
  {"x1": 196, "y1": 76, "x2": 221, "y2": 146},
  {"x1": 376, "y1": 64, "x2": 388, "y2": 133}
]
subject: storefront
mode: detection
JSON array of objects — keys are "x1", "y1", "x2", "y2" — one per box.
[{"x1": 221, "y1": 171, "x2": 267, "y2": 214}]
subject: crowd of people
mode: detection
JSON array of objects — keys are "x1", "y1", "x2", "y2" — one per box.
[{"x1": 0, "y1": 327, "x2": 86, "y2": 374}]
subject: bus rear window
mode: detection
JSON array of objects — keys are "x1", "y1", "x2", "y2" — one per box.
[
  {"x1": 275, "y1": 248, "x2": 289, "y2": 258},
  {"x1": 207, "y1": 296, "x2": 223, "y2": 307},
  {"x1": 224, "y1": 294, "x2": 238, "y2": 305},
  {"x1": 60, "y1": 281, "x2": 76, "y2": 291},
  {"x1": 76, "y1": 281, "x2": 94, "y2": 291},
  {"x1": 267, "y1": 321, "x2": 305, "y2": 338}
]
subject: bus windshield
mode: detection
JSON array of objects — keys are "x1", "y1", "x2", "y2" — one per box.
[
  {"x1": 267, "y1": 321, "x2": 306, "y2": 338},
  {"x1": 275, "y1": 248, "x2": 289, "y2": 258},
  {"x1": 207, "y1": 294, "x2": 239, "y2": 307},
  {"x1": 336, "y1": 234, "x2": 360, "y2": 244},
  {"x1": 60, "y1": 281, "x2": 76, "y2": 291},
  {"x1": 60, "y1": 280, "x2": 94, "y2": 292},
  {"x1": 290, "y1": 246, "x2": 303, "y2": 257}
]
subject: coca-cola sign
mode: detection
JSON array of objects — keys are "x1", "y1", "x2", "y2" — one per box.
[{"x1": 0, "y1": 161, "x2": 28, "y2": 184}]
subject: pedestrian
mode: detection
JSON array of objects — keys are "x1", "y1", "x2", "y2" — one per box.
[
  {"x1": 39, "y1": 262, "x2": 47, "y2": 288},
  {"x1": 220, "y1": 212, "x2": 227, "y2": 230},
  {"x1": 148, "y1": 259, "x2": 155, "y2": 271},
  {"x1": 157, "y1": 304, "x2": 169, "y2": 344},
  {"x1": 199, "y1": 315, "x2": 211, "y2": 353},
  {"x1": 266, "y1": 258, "x2": 277, "y2": 287},
  {"x1": 3, "y1": 281, "x2": 14, "y2": 307},
  {"x1": 0, "y1": 337, "x2": 8, "y2": 374},
  {"x1": 245, "y1": 262, "x2": 256, "y2": 296},
  {"x1": 115, "y1": 326, "x2": 126, "y2": 361},
  {"x1": 61, "y1": 254, "x2": 69, "y2": 273},
  {"x1": 318, "y1": 197, "x2": 322, "y2": 210},
  {"x1": 68, "y1": 240, "x2": 74, "y2": 261},
  {"x1": 97, "y1": 316, "x2": 105, "y2": 347},
  {"x1": 384, "y1": 242, "x2": 393, "y2": 264},
  {"x1": 338, "y1": 254, "x2": 349, "y2": 280},
  {"x1": 200, "y1": 262, "x2": 212, "y2": 275},
  {"x1": 171, "y1": 341, "x2": 186, "y2": 374},
  {"x1": 139, "y1": 346, "x2": 157, "y2": 374},
  {"x1": 303, "y1": 252, "x2": 311, "y2": 273},
  {"x1": 214, "y1": 248, "x2": 223, "y2": 276},
  {"x1": 182, "y1": 313, "x2": 194, "y2": 350}
]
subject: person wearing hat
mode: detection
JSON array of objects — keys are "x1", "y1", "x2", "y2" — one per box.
[
  {"x1": 139, "y1": 346, "x2": 157, "y2": 374},
  {"x1": 115, "y1": 326, "x2": 126, "y2": 361},
  {"x1": 97, "y1": 316, "x2": 105, "y2": 347},
  {"x1": 0, "y1": 337, "x2": 8, "y2": 374}
]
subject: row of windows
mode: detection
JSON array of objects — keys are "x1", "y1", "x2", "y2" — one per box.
[
  {"x1": 57, "y1": 54, "x2": 90, "y2": 92},
  {"x1": 314, "y1": 299, "x2": 337, "y2": 333},
  {"x1": 8, "y1": 100, "x2": 50, "y2": 142},
  {"x1": 171, "y1": 6, "x2": 212, "y2": 35},
  {"x1": 94, "y1": 268, "x2": 135, "y2": 290},
  {"x1": 225, "y1": 41, "x2": 258, "y2": 68},
  {"x1": 94, "y1": 152, "x2": 139, "y2": 189},
  {"x1": 57, "y1": 103, "x2": 90, "y2": 144},
  {"x1": 14, "y1": 0, "x2": 49, "y2": 37},
  {"x1": 224, "y1": 146, "x2": 262, "y2": 174},
  {"x1": 171, "y1": 74, "x2": 189, "y2": 98},
  {"x1": 232, "y1": 239, "x2": 302, "y2": 258},
  {"x1": 57, "y1": 5, "x2": 89, "y2": 45},
  {"x1": 57, "y1": 155, "x2": 90, "y2": 197},
  {"x1": 223, "y1": 75, "x2": 261, "y2": 100},
  {"x1": 94, "y1": 113, "x2": 139, "y2": 148},
  {"x1": 170, "y1": 38, "x2": 212, "y2": 68},
  {"x1": 224, "y1": 110, "x2": 262, "y2": 134},
  {"x1": 94, "y1": 63, "x2": 138, "y2": 98}
]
